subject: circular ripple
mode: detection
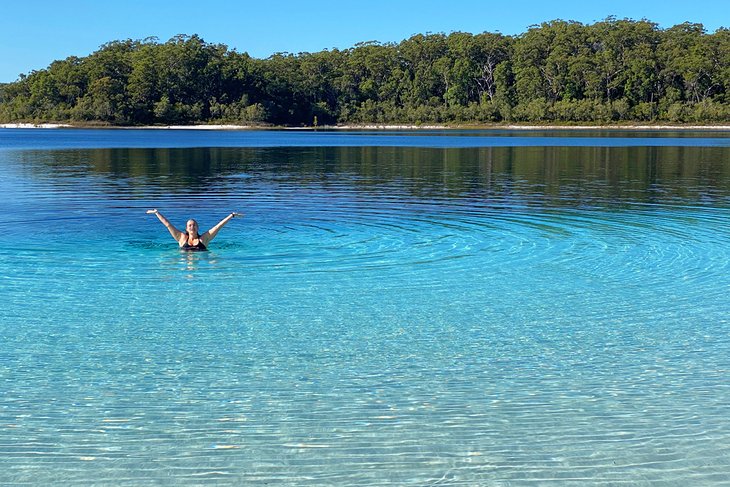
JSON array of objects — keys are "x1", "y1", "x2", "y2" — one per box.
[{"x1": 232, "y1": 193, "x2": 730, "y2": 280}]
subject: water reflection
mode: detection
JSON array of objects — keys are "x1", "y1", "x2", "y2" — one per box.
[
  {"x1": 159, "y1": 248, "x2": 221, "y2": 279},
  {"x1": 3, "y1": 132, "x2": 730, "y2": 484},
  {"x1": 9, "y1": 145, "x2": 730, "y2": 207}
]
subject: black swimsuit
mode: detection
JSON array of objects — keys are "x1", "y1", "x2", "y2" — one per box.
[{"x1": 181, "y1": 233, "x2": 207, "y2": 251}]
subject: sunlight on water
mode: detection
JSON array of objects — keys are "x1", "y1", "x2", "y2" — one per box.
[{"x1": 1, "y1": 130, "x2": 730, "y2": 485}]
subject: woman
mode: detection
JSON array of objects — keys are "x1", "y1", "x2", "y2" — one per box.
[{"x1": 147, "y1": 209, "x2": 243, "y2": 251}]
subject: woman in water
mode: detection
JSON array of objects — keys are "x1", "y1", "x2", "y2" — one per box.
[{"x1": 147, "y1": 209, "x2": 243, "y2": 251}]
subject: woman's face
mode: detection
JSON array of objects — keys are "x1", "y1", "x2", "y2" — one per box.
[{"x1": 186, "y1": 219, "x2": 199, "y2": 235}]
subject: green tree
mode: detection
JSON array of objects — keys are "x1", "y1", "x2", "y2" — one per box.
[
  {"x1": 1, "y1": 22, "x2": 730, "y2": 125},
  {"x1": 659, "y1": 23, "x2": 719, "y2": 104}
]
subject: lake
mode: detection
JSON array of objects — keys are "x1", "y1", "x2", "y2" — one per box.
[{"x1": 1, "y1": 128, "x2": 729, "y2": 485}]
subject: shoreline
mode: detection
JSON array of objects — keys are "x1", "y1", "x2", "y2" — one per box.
[{"x1": 2, "y1": 122, "x2": 730, "y2": 131}]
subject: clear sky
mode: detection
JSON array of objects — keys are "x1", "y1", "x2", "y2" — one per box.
[{"x1": 1, "y1": 0, "x2": 728, "y2": 83}]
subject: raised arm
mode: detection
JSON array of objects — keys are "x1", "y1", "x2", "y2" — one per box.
[
  {"x1": 201, "y1": 212, "x2": 243, "y2": 245},
  {"x1": 147, "y1": 209, "x2": 183, "y2": 242}
]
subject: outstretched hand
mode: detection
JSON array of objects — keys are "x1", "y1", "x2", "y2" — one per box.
[
  {"x1": 146, "y1": 209, "x2": 159, "y2": 214},
  {"x1": 231, "y1": 212, "x2": 244, "y2": 218}
]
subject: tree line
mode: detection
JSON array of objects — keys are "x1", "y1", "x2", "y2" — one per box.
[{"x1": 2, "y1": 18, "x2": 730, "y2": 126}]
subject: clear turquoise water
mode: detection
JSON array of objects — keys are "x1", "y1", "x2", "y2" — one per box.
[{"x1": 1, "y1": 129, "x2": 730, "y2": 485}]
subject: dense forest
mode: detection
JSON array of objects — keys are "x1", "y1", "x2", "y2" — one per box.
[{"x1": 1, "y1": 18, "x2": 730, "y2": 126}]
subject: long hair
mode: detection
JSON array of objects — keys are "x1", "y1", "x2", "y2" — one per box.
[{"x1": 186, "y1": 219, "x2": 200, "y2": 238}]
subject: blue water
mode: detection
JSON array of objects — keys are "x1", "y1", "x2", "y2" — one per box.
[
  {"x1": 1, "y1": 129, "x2": 730, "y2": 485},
  {"x1": 2, "y1": 127, "x2": 730, "y2": 150}
]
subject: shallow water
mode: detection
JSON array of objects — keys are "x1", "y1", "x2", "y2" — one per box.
[{"x1": 1, "y1": 129, "x2": 730, "y2": 485}]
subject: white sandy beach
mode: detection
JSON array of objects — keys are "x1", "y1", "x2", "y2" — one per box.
[
  {"x1": 331, "y1": 124, "x2": 730, "y2": 130},
  {"x1": 139, "y1": 124, "x2": 252, "y2": 130},
  {"x1": 501, "y1": 124, "x2": 730, "y2": 130},
  {"x1": 0, "y1": 123, "x2": 74, "y2": 129},
  {"x1": 2, "y1": 122, "x2": 730, "y2": 130},
  {"x1": 0, "y1": 123, "x2": 251, "y2": 130}
]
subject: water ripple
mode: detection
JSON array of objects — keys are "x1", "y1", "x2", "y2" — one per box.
[{"x1": 3, "y1": 139, "x2": 730, "y2": 485}]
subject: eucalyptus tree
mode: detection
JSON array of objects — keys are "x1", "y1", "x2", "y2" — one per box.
[
  {"x1": 584, "y1": 18, "x2": 658, "y2": 108},
  {"x1": 513, "y1": 20, "x2": 585, "y2": 105},
  {"x1": 152, "y1": 35, "x2": 229, "y2": 122},
  {"x1": 471, "y1": 32, "x2": 513, "y2": 104},
  {"x1": 298, "y1": 49, "x2": 343, "y2": 124},
  {"x1": 127, "y1": 38, "x2": 161, "y2": 123},
  {"x1": 259, "y1": 52, "x2": 310, "y2": 124},
  {"x1": 715, "y1": 28, "x2": 730, "y2": 104},
  {"x1": 399, "y1": 33, "x2": 449, "y2": 107},
  {"x1": 659, "y1": 22, "x2": 719, "y2": 104},
  {"x1": 1, "y1": 21, "x2": 730, "y2": 125}
]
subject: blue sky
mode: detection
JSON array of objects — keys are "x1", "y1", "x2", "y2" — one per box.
[{"x1": 1, "y1": 0, "x2": 728, "y2": 83}]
